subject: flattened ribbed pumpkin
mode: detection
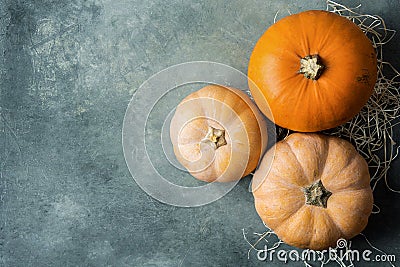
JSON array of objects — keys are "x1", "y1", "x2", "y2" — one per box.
[{"x1": 252, "y1": 133, "x2": 373, "y2": 250}]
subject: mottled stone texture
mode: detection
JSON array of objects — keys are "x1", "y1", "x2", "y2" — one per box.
[{"x1": 1, "y1": 0, "x2": 399, "y2": 266}]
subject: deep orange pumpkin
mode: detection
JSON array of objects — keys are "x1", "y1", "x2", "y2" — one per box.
[{"x1": 248, "y1": 10, "x2": 377, "y2": 132}]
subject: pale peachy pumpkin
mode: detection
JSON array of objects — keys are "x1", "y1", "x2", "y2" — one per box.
[
  {"x1": 170, "y1": 85, "x2": 268, "y2": 182},
  {"x1": 252, "y1": 133, "x2": 373, "y2": 250},
  {"x1": 248, "y1": 10, "x2": 377, "y2": 132}
]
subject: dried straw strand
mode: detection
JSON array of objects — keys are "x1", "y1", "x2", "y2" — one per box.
[{"x1": 244, "y1": 2, "x2": 400, "y2": 266}]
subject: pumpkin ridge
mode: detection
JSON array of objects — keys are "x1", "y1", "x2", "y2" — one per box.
[
  {"x1": 177, "y1": 124, "x2": 208, "y2": 147},
  {"x1": 317, "y1": 209, "x2": 345, "y2": 245},
  {"x1": 299, "y1": 134, "x2": 331, "y2": 181},
  {"x1": 326, "y1": 170, "x2": 371, "y2": 193},
  {"x1": 321, "y1": 139, "x2": 359, "y2": 189},
  {"x1": 318, "y1": 136, "x2": 330, "y2": 177},
  {"x1": 341, "y1": 147, "x2": 360, "y2": 168},
  {"x1": 219, "y1": 95, "x2": 257, "y2": 128},
  {"x1": 316, "y1": 12, "x2": 338, "y2": 53},
  {"x1": 320, "y1": 77, "x2": 353, "y2": 123},
  {"x1": 324, "y1": 208, "x2": 348, "y2": 239},
  {"x1": 268, "y1": 77, "x2": 299, "y2": 108},
  {"x1": 254, "y1": 189, "x2": 305, "y2": 227},
  {"x1": 222, "y1": 88, "x2": 251, "y2": 117},
  {"x1": 297, "y1": 11, "x2": 312, "y2": 56},
  {"x1": 272, "y1": 72, "x2": 301, "y2": 98},
  {"x1": 314, "y1": 80, "x2": 340, "y2": 127},
  {"x1": 269, "y1": 175, "x2": 300, "y2": 190},
  {"x1": 212, "y1": 150, "x2": 226, "y2": 179},
  {"x1": 271, "y1": 15, "x2": 303, "y2": 58},
  {"x1": 273, "y1": 204, "x2": 308, "y2": 238},
  {"x1": 306, "y1": 207, "x2": 315, "y2": 248},
  {"x1": 292, "y1": 79, "x2": 310, "y2": 124},
  {"x1": 197, "y1": 94, "x2": 249, "y2": 129},
  {"x1": 326, "y1": 190, "x2": 373, "y2": 238},
  {"x1": 193, "y1": 91, "x2": 205, "y2": 114},
  {"x1": 219, "y1": 88, "x2": 261, "y2": 177},
  {"x1": 202, "y1": 87, "x2": 236, "y2": 120},
  {"x1": 325, "y1": 208, "x2": 363, "y2": 240},
  {"x1": 262, "y1": 144, "x2": 307, "y2": 188},
  {"x1": 329, "y1": 190, "x2": 373, "y2": 216},
  {"x1": 333, "y1": 187, "x2": 372, "y2": 196},
  {"x1": 284, "y1": 139, "x2": 309, "y2": 183},
  {"x1": 324, "y1": 153, "x2": 363, "y2": 191}
]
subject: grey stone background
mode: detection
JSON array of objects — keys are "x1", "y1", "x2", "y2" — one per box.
[{"x1": 1, "y1": 0, "x2": 400, "y2": 266}]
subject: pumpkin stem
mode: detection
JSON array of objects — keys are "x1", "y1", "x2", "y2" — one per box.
[
  {"x1": 201, "y1": 126, "x2": 227, "y2": 149},
  {"x1": 299, "y1": 54, "x2": 325, "y2": 80},
  {"x1": 303, "y1": 180, "x2": 332, "y2": 208}
]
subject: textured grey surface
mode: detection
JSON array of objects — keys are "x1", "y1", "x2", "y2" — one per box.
[{"x1": 1, "y1": 0, "x2": 400, "y2": 266}]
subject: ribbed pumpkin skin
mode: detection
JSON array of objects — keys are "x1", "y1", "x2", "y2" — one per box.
[
  {"x1": 252, "y1": 133, "x2": 373, "y2": 250},
  {"x1": 170, "y1": 85, "x2": 268, "y2": 182},
  {"x1": 248, "y1": 10, "x2": 377, "y2": 132}
]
